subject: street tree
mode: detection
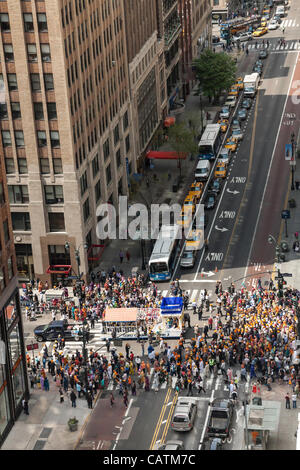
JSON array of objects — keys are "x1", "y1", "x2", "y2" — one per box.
[
  {"x1": 193, "y1": 49, "x2": 237, "y2": 104},
  {"x1": 167, "y1": 121, "x2": 198, "y2": 175}
]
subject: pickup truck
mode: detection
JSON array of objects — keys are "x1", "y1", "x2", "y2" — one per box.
[
  {"x1": 224, "y1": 95, "x2": 237, "y2": 108},
  {"x1": 207, "y1": 398, "x2": 234, "y2": 438},
  {"x1": 34, "y1": 320, "x2": 89, "y2": 342}
]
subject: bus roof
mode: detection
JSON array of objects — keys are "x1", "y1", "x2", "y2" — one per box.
[
  {"x1": 199, "y1": 124, "x2": 221, "y2": 148},
  {"x1": 149, "y1": 225, "x2": 181, "y2": 263}
]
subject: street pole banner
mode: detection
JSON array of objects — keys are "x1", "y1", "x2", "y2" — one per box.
[{"x1": 285, "y1": 143, "x2": 293, "y2": 161}]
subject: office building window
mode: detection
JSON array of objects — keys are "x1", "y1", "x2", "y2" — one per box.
[
  {"x1": 123, "y1": 111, "x2": 129, "y2": 130},
  {"x1": 18, "y1": 158, "x2": 28, "y2": 174},
  {"x1": 0, "y1": 103, "x2": 8, "y2": 120},
  {"x1": 14, "y1": 131, "x2": 24, "y2": 148},
  {"x1": 37, "y1": 12, "x2": 47, "y2": 32},
  {"x1": 83, "y1": 198, "x2": 90, "y2": 221},
  {"x1": 8, "y1": 185, "x2": 29, "y2": 204},
  {"x1": 4, "y1": 44, "x2": 14, "y2": 62},
  {"x1": 95, "y1": 179, "x2": 101, "y2": 202},
  {"x1": 44, "y1": 74, "x2": 54, "y2": 91},
  {"x1": 24, "y1": 13, "x2": 34, "y2": 32},
  {"x1": 3, "y1": 219, "x2": 9, "y2": 244},
  {"x1": 27, "y1": 44, "x2": 37, "y2": 62},
  {"x1": 11, "y1": 102, "x2": 21, "y2": 119},
  {"x1": 50, "y1": 131, "x2": 60, "y2": 148},
  {"x1": 0, "y1": 182, "x2": 4, "y2": 205},
  {"x1": 34, "y1": 102, "x2": 44, "y2": 120},
  {"x1": 5, "y1": 158, "x2": 15, "y2": 174},
  {"x1": 44, "y1": 185, "x2": 64, "y2": 204},
  {"x1": 92, "y1": 153, "x2": 99, "y2": 177},
  {"x1": 31, "y1": 74, "x2": 41, "y2": 92},
  {"x1": 37, "y1": 131, "x2": 47, "y2": 147},
  {"x1": 0, "y1": 13, "x2": 10, "y2": 31},
  {"x1": 113, "y1": 124, "x2": 119, "y2": 145},
  {"x1": 103, "y1": 138, "x2": 110, "y2": 160},
  {"x1": 41, "y1": 43, "x2": 51, "y2": 62},
  {"x1": 48, "y1": 244, "x2": 70, "y2": 265},
  {"x1": 47, "y1": 102, "x2": 57, "y2": 120},
  {"x1": 53, "y1": 158, "x2": 63, "y2": 174},
  {"x1": 48, "y1": 213, "x2": 65, "y2": 232},
  {"x1": 106, "y1": 164, "x2": 112, "y2": 184},
  {"x1": 7, "y1": 74, "x2": 18, "y2": 91},
  {"x1": 39, "y1": 158, "x2": 50, "y2": 174},
  {"x1": 2, "y1": 130, "x2": 11, "y2": 147},
  {"x1": 12, "y1": 212, "x2": 31, "y2": 231}
]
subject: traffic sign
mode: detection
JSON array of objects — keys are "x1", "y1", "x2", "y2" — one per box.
[
  {"x1": 67, "y1": 276, "x2": 79, "y2": 280},
  {"x1": 282, "y1": 273, "x2": 293, "y2": 277},
  {"x1": 26, "y1": 343, "x2": 38, "y2": 351},
  {"x1": 285, "y1": 143, "x2": 293, "y2": 161},
  {"x1": 281, "y1": 210, "x2": 290, "y2": 219}
]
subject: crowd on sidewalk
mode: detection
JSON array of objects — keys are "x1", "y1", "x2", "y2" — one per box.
[{"x1": 24, "y1": 269, "x2": 300, "y2": 415}]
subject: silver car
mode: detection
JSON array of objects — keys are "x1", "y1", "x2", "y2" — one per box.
[
  {"x1": 180, "y1": 249, "x2": 196, "y2": 268},
  {"x1": 218, "y1": 147, "x2": 231, "y2": 165},
  {"x1": 158, "y1": 440, "x2": 184, "y2": 450},
  {"x1": 171, "y1": 397, "x2": 197, "y2": 432}
]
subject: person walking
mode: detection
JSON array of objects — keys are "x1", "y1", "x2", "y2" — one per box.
[
  {"x1": 22, "y1": 398, "x2": 29, "y2": 415},
  {"x1": 110, "y1": 392, "x2": 115, "y2": 407},
  {"x1": 119, "y1": 250, "x2": 124, "y2": 264},
  {"x1": 126, "y1": 250, "x2": 130, "y2": 262},
  {"x1": 86, "y1": 390, "x2": 93, "y2": 409},
  {"x1": 59, "y1": 387, "x2": 64, "y2": 403},
  {"x1": 295, "y1": 232, "x2": 299, "y2": 240},
  {"x1": 131, "y1": 380, "x2": 137, "y2": 396},
  {"x1": 123, "y1": 391, "x2": 129, "y2": 407},
  {"x1": 292, "y1": 393, "x2": 297, "y2": 409},
  {"x1": 70, "y1": 390, "x2": 77, "y2": 408},
  {"x1": 285, "y1": 393, "x2": 291, "y2": 409},
  {"x1": 44, "y1": 376, "x2": 50, "y2": 391}
]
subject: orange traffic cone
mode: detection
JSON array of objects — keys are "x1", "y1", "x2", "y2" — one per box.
[{"x1": 215, "y1": 266, "x2": 218, "y2": 273}]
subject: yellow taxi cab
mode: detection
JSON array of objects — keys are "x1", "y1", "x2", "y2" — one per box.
[
  {"x1": 261, "y1": 18, "x2": 268, "y2": 27},
  {"x1": 189, "y1": 181, "x2": 204, "y2": 202},
  {"x1": 183, "y1": 194, "x2": 197, "y2": 213},
  {"x1": 176, "y1": 207, "x2": 193, "y2": 229},
  {"x1": 229, "y1": 85, "x2": 239, "y2": 96},
  {"x1": 235, "y1": 77, "x2": 244, "y2": 90},
  {"x1": 214, "y1": 161, "x2": 228, "y2": 179},
  {"x1": 252, "y1": 26, "x2": 267, "y2": 37},
  {"x1": 186, "y1": 228, "x2": 204, "y2": 251},
  {"x1": 225, "y1": 137, "x2": 238, "y2": 152},
  {"x1": 217, "y1": 119, "x2": 229, "y2": 132}
]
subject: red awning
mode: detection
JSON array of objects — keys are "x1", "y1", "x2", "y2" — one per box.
[
  {"x1": 46, "y1": 265, "x2": 72, "y2": 275},
  {"x1": 164, "y1": 116, "x2": 175, "y2": 127},
  {"x1": 146, "y1": 151, "x2": 187, "y2": 160}
]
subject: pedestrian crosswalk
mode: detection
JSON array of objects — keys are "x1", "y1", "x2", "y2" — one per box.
[
  {"x1": 280, "y1": 18, "x2": 299, "y2": 29},
  {"x1": 158, "y1": 288, "x2": 213, "y2": 309},
  {"x1": 247, "y1": 41, "x2": 300, "y2": 52}
]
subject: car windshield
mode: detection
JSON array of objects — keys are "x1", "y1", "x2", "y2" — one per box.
[
  {"x1": 183, "y1": 251, "x2": 193, "y2": 258},
  {"x1": 232, "y1": 130, "x2": 240, "y2": 134},
  {"x1": 217, "y1": 167, "x2": 225, "y2": 172}
]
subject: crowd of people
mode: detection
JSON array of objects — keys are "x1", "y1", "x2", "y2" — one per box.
[{"x1": 24, "y1": 270, "x2": 300, "y2": 412}]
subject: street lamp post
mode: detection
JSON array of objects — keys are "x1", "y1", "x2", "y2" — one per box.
[
  {"x1": 268, "y1": 234, "x2": 284, "y2": 295},
  {"x1": 82, "y1": 320, "x2": 89, "y2": 392}
]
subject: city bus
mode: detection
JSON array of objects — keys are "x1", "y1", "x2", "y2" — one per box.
[
  {"x1": 220, "y1": 15, "x2": 261, "y2": 40},
  {"x1": 148, "y1": 225, "x2": 182, "y2": 281},
  {"x1": 198, "y1": 124, "x2": 222, "y2": 160}
]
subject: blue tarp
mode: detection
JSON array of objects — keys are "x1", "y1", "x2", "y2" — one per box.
[{"x1": 160, "y1": 297, "x2": 183, "y2": 315}]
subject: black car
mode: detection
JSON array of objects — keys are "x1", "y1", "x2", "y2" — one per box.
[
  {"x1": 209, "y1": 178, "x2": 222, "y2": 194},
  {"x1": 255, "y1": 59, "x2": 263, "y2": 67},
  {"x1": 253, "y1": 66, "x2": 262, "y2": 76},
  {"x1": 237, "y1": 108, "x2": 247, "y2": 120},
  {"x1": 34, "y1": 320, "x2": 89, "y2": 342},
  {"x1": 207, "y1": 398, "x2": 234, "y2": 438},
  {"x1": 259, "y1": 50, "x2": 268, "y2": 59},
  {"x1": 204, "y1": 193, "x2": 216, "y2": 210}
]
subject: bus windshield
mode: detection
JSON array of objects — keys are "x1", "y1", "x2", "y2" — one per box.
[
  {"x1": 149, "y1": 262, "x2": 168, "y2": 273},
  {"x1": 198, "y1": 144, "x2": 213, "y2": 156}
]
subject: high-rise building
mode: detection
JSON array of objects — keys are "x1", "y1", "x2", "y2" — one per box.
[
  {"x1": 180, "y1": 0, "x2": 212, "y2": 97},
  {"x1": 0, "y1": 132, "x2": 28, "y2": 447},
  {"x1": 0, "y1": 0, "x2": 134, "y2": 285}
]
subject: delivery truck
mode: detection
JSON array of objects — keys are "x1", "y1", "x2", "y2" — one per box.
[{"x1": 243, "y1": 72, "x2": 260, "y2": 97}]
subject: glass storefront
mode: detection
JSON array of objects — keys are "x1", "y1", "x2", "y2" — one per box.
[
  {"x1": 15, "y1": 244, "x2": 34, "y2": 281},
  {"x1": 0, "y1": 290, "x2": 28, "y2": 447}
]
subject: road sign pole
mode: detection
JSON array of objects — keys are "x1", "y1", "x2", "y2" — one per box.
[{"x1": 285, "y1": 219, "x2": 288, "y2": 238}]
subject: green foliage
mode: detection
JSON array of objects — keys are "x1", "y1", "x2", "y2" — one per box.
[
  {"x1": 193, "y1": 49, "x2": 237, "y2": 103},
  {"x1": 167, "y1": 121, "x2": 198, "y2": 157}
]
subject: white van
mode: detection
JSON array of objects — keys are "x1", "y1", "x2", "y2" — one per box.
[
  {"x1": 195, "y1": 160, "x2": 211, "y2": 181},
  {"x1": 276, "y1": 6, "x2": 285, "y2": 16}
]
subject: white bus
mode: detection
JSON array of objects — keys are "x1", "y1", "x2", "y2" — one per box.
[
  {"x1": 149, "y1": 225, "x2": 181, "y2": 281},
  {"x1": 198, "y1": 123, "x2": 222, "y2": 160}
]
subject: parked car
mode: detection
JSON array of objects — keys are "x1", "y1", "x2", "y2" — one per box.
[
  {"x1": 219, "y1": 106, "x2": 230, "y2": 119},
  {"x1": 255, "y1": 59, "x2": 263, "y2": 67},
  {"x1": 237, "y1": 108, "x2": 247, "y2": 120},
  {"x1": 171, "y1": 397, "x2": 197, "y2": 432},
  {"x1": 231, "y1": 128, "x2": 244, "y2": 141},
  {"x1": 204, "y1": 193, "x2": 216, "y2": 210},
  {"x1": 242, "y1": 98, "x2": 251, "y2": 109},
  {"x1": 259, "y1": 49, "x2": 268, "y2": 59},
  {"x1": 180, "y1": 249, "x2": 197, "y2": 268},
  {"x1": 158, "y1": 440, "x2": 184, "y2": 451}
]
